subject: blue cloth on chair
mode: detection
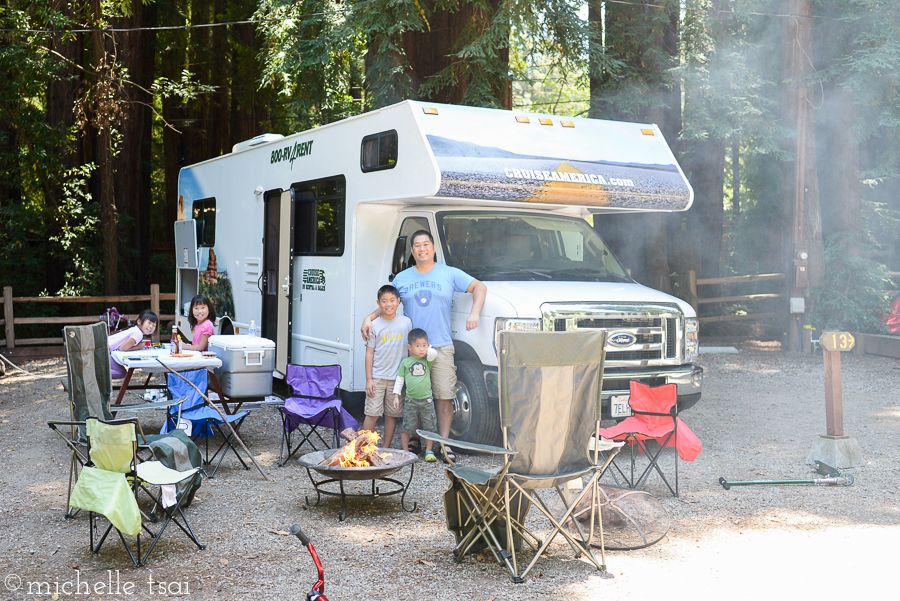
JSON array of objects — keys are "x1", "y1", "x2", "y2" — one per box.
[{"x1": 163, "y1": 370, "x2": 245, "y2": 438}]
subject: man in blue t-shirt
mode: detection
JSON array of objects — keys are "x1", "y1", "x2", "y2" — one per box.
[{"x1": 362, "y1": 230, "x2": 486, "y2": 462}]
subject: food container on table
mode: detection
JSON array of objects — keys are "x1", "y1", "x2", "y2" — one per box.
[{"x1": 208, "y1": 334, "x2": 276, "y2": 398}]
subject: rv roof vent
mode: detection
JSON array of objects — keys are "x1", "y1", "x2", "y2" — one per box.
[{"x1": 232, "y1": 133, "x2": 284, "y2": 153}]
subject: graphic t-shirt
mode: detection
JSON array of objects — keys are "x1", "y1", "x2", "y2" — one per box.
[
  {"x1": 366, "y1": 315, "x2": 412, "y2": 380},
  {"x1": 395, "y1": 354, "x2": 436, "y2": 400},
  {"x1": 192, "y1": 319, "x2": 215, "y2": 344},
  {"x1": 391, "y1": 263, "x2": 475, "y2": 347}
]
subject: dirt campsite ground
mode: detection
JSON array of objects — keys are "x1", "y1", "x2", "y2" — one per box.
[{"x1": 1, "y1": 346, "x2": 898, "y2": 601}]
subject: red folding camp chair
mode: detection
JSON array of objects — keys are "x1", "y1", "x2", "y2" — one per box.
[{"x1": 597, "y1": 381, "x2": 702, "y2": 497}]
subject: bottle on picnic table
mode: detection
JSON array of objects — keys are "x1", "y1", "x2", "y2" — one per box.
[{"x1": 171, "y1": 326, "x2": 180, "y2": 355}]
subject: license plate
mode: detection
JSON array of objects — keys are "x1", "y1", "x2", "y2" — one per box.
[{"x1": 610, "y1": 394, "x2": 632, "y2": 418}]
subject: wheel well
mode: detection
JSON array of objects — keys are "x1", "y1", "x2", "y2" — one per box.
[
  {"x1": 218, "y1": 317, "x2": 235, "y2": 335},
  {"x1": 452, "y1": 341, "x2": 483, "y2": 367}
]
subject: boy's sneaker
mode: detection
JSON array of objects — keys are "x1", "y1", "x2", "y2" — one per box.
[{"x1": 424, "y1": 451, "x2": 437, "y2": 462}]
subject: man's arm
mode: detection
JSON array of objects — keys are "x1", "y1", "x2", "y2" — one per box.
[
  {"x1": 360, "y1": 307, "x2": 384, "y2": 341},
  {"x1": 465, "y1": 279, "x2": 487, "y2": 331}
]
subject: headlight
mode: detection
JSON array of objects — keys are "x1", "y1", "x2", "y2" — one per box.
[
  {"x1": 494, "y1": 318, "x2": 541, "y2": 353},
  {"x1": 684, "y1": 317, "x2": 699, "y2": 362}
]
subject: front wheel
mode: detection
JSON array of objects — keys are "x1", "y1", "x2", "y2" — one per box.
[{"x1": 451, "y1": 361, "x2": 501, "y2": 446}]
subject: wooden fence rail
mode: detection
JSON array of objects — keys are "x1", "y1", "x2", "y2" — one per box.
[
  {"x1": 1, "y1": 285, "x2": 175, "y2": 354},
  {"x1": 688, "y1": 270, "x2": 786, "y2": 323}
]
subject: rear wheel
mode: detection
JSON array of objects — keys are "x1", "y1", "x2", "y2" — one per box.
[{"x1": 451, "y1": 360, "x2": 501, "y2": 446}]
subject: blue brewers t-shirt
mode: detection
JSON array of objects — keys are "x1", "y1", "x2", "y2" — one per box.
[{"x1": 391, "y1": 263, "x2": 475, "y2": 347}]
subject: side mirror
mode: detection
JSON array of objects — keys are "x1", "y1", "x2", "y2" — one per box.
[{"x1": 391, "y1": 236, "x2": 408, "y2": 276}]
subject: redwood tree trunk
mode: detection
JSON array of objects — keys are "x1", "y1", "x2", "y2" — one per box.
[
  {"x1": 114, "y1": 0, "x2": 155, "y2": 293},
  {"x1": 588, "y1": 0, "x2": 679, "y2": 292},
  {"x1": 400, "y1": 0, "x2": 510, "y2": 108},
  {"x1": 92, "y1": 0, "x2": 118, "y2": 295}
]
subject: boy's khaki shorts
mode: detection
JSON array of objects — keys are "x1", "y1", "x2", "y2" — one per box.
[
  {"x1": 430, "y1": 344, "x2": 457, "y2": 400},
  {"x1": 365, "y1": 378, "x2": 404, "y2": 418}
]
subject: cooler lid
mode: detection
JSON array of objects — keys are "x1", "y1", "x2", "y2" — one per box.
[{"x1": 208, "y1": 335, "x2": 276, "y2": 351}]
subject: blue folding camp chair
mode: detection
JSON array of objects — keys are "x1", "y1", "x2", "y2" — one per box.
[{"x1": 164, "y1": 369, "x2": 250, "y2": 478}]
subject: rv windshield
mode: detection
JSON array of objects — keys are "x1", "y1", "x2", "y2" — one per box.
[{"x1": 437, "y1": 212, "x2": 632, "y2": 282}]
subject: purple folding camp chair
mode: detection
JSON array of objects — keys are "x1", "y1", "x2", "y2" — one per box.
[{"x1": 278, "y1": 365, "x2": 359, "y2": 466}]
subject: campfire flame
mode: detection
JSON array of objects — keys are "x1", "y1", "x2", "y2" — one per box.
[{"x1": 340, "y1": 430, "x2": 381, "y2": 467}]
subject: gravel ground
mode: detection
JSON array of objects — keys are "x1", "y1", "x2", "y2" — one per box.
[{"x1": 1, "y1": 348, "x2": 898, "y2": 601}]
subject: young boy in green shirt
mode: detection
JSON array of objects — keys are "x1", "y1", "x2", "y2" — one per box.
[{"x1": 393, "y1": 328, "x2": 439, "y2": 462}]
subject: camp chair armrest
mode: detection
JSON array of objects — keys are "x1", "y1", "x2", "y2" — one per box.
[
  {"x1": 416, "y1": 430, "x2": 516, "y2": 456},
  {"x1": 48, "y1": 420, "x2": 85, "y2": 429}
]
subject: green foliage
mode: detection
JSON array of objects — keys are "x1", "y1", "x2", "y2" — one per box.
[
  {"x1": 0, "y1": 3, "x2": 86, "y2": 295},
  {"x1": 679, "y1": 0, "x2": 790, "y2": 152},
  {"x1": 510, "y1": 1, "x2": 594, "y2": 115},
  {"x1": 818, "y1": 0, "x2": 900, "y2": 184},
  {"x1": 49, "y1": 165, "x2": 103, "y2": 296},
  {"x1": 810, "y1": 234, "x2": 893, "y2": 334},
  {"x1": 255, "y1": 0, "x2": 369, "y2": 125}
]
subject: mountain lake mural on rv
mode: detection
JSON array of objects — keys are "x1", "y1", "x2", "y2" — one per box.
[{"x1": 417, "y1": 104, "x2": 693, "y2": 211}]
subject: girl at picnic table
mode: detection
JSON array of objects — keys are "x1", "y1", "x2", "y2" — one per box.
[
  {"x1": 182, "y1": 294, "x2": 216, "y2": 351},
  {"x1": 108, "y1": 309, "x2": 158, "y2": 379}
]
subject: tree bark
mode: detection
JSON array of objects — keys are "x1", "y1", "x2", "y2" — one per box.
[
  {"x1": 686, "y1": 138, "x2": 727, "y2": 281},
  {"x1": 400, "y1": 0, "x2": 510, "y2": 108},
  {"x1": 782, "y1": 0, "x2": 824, "y2": 350},
  {"x1": 588, "y1": 1, "x2": 679, "y2": 293},
  {"x1": 91, "y1": 0, "x2": 118, "y2": 296},
  {"x1": 114, "y1": 0, "x2": 156, "y2": 294},
  {"x1": 230, "y1": 20, "x2": 271, "y2": 147},
  {"x1": 44, "y1": 0, "x2": 85, "y2": 293}
]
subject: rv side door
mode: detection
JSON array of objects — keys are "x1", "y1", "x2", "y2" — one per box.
[{"x1": 262, "y1": 189, "x2": 294, "y2": 375}]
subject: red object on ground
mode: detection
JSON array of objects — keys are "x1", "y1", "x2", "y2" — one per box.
[
  {"x1": 598, "y1": 381, "x2": 702, "y2": 462},
  {"x1": 883, "y1": 295, "x2": 900, "y2": 333}
]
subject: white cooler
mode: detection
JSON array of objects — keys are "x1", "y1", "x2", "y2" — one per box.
[{"x1": 208, "y1": 335, "x2": 276, "y2": 398}]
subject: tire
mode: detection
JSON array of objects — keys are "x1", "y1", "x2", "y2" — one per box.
[{"x1": 451, "y1": 360, "x2": 501, "y2": 446}]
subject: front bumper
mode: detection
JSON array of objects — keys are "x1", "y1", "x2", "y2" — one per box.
[
  {"x1": 483, "y1": 363, "x2": 703, "y2": 418},
  {"x1": 600, "y1": 364, "x2": 703, "y2": 416}
]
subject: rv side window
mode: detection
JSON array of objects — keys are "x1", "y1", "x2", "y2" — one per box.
[
  {"x1": 292, "y1": 176, "x2": 346, "y2": 256},
  {"x1": 192, "y1": 198, "x2": 216, "y2": 247},
  {"x1": 360, "y1": 130, "x2": 398, "y2": 172}
]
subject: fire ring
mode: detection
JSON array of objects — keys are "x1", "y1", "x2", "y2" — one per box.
[{"x1": 297, "y1": 448, "x2": 419, "y2": 521}]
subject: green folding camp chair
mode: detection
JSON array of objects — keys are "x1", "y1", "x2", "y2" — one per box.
[
  {"x1": 49, "y1": 323, "x2": 185, "y2": 517},
  {"x1": 67, "y1": 418, "x2": 204, "y2": 567},
  {"x1": 419, "y1": 330, "x2": 621, "y2": 583}
]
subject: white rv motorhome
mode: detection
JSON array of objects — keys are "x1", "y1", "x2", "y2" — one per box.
[{"x1": 174, "y1": 100, "x2": 702, "y2": 444}]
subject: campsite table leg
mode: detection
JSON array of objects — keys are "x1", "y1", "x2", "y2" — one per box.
[{"x1": 113, "y1": 369, "x2": 135, "y2": 405}]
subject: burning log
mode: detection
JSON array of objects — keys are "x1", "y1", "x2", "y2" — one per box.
[{"x1": 320, "y1": 429, "x2": 386, "y2": 467}]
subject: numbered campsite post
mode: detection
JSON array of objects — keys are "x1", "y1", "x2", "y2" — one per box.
[
  {"x1": 820, "y1": 331, "x2": 854, "y2": 436},
  {"x1": 807, "y1": 331, "x2": 863, "y2": 468}
]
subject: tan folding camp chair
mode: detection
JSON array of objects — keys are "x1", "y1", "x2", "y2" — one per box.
[
  {"x1": 419, "y1": 330, "x2": 621, "y2": 582},
  {"x1": 49, "y1": 323, "x2": 185, "y2": 517}
]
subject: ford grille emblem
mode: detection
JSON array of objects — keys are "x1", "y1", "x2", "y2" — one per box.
[{"x1": 609, "y1": 332, "x2": 636, "y2": 348}]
